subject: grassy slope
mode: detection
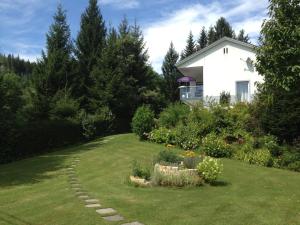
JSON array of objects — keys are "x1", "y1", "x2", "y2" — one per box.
[{"x1": 0, "y1": 134, "x2": 299, "y2": 225}]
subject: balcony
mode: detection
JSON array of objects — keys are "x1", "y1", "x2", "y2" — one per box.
[{"x1": 179, "y1": 85, "x2": 203, "y2": 101}]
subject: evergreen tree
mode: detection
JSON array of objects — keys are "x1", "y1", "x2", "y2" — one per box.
[
  {"x1": 197, "y1": 26, "x2": 208, "y2": 50},
  {"x1": 181, "y1": 31, "x2": 196, "y2": 59},
  {"x1": 74, "y1": 0, "x2": 106, "y2": 110},
  {"x1": 255, "y1": 0, "x2": 300, "y2": 142},
  {"x1": 237, "y1": 29, "x2": 250, "y2": 43},
  {"x1": 162, "y1": 42, "x2": 181, "y2": 102},
  {"x1": 207, "y1": 26, "x2": 217, "y2": 45},
  {"x1": 44, "y1": 4, "x2": 72, "y2": 96},
  {"x1": 214, "y1": 17, "x2": 235, "y2": 40}
]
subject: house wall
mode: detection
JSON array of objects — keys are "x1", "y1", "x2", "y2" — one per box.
[{"x1": 179, "y1": 40, "x2": 263, "y2": 102}]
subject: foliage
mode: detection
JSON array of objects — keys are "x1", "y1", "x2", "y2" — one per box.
[
  {"x1": 158, "y1": 102, "x2": 189, "y2": 128},
  {"x1": 131, "y1": 160, "x2": 151, "y2": 180},
  {"x1": 254, "y1": 0, "x2": 300, "y2": 143},
  {"x1": 237, "y1": 29, "x2": 250, "y2": 43},
  {"x1": 219, "y1": 91, "x2": 231, "y2": 105},
  {"x1": 148, "y1": 127, "x2": 176, "y2": 144},
  {"x1": 197, "y1": 157, "x2": 223, "y2": 183},
  {"x1": 152, "y1": 164, "x2": 203, "y2": 187},
  {"x1": 202, "y1": 133, "x2": 232, "y2": 158},
  {"x1": 182, "y1": 151, "x2": 202, "y2": 169},
  {"x1": 132, "y1": 106, "x2": 155, "y2": 139},
  {"x1": 181, "y1": 31, "x2": 196, "y2": 59},
  {"x1": 161, "y1": 42, "x2": 181, "y2": 102},
  {"x1": 174, "y1": 122, "x2": 201, "y2": 150},
  {"x1": 214, "y1": 17, "x2": 235, "y2": 40},
  {"x1": 197, "y1": 26, "x2": 208, "y2": 49},
  {"x1": 154, "y1": 150, "x2": 183, "y2": 165}
]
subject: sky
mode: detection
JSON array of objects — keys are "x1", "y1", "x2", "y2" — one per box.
[{"x1": 0, "y1": 0, "x2": 269, "y2": 73}]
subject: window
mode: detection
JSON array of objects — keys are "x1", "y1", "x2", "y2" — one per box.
[
  {"x1": 223, "y1": 48, "x2": 229, "y2": 54},
  {"x1": 236, "y1": 81, "x2": 249, "y2": 102}
]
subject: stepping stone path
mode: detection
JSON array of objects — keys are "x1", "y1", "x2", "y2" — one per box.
[{"x1": 66, "y1": 137, "x2": 145, "y2": 224}]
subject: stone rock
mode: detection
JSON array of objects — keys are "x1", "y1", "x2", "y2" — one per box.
[
  {"x1": 121, "y1": 222, "x2": 144, "y2": 225},
  {"x1": 102, "y1": 215, "x2": 124, "y2": 221},
  {"x1": 96, "y1": 208, "x2": 116, "y2": 216},
  {"x1": 85, "y1": 203, "x2": 101, "y2": 208},
  {"x1": 85, "y1": 199, "x2": 99, "y2": 203}
]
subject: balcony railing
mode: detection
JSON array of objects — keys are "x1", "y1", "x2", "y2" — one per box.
[{"x1": 179, "y1": 85, "x2": 203, "y2": 101}]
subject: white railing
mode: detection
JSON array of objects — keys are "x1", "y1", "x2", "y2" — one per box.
[{"x1": 179, "y1": 86, "x2": 203, "y2": 101}]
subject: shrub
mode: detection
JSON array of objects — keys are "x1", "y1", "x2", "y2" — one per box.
[
  {"x1": 197, "y1": 157, "x2": 223, "y2": 183},
  {"x1": 152, "y1": 164, "x2": 203, "y2": 187},
  {"x1": 131, "y1": 160, "x2": 151, "y2": 180},
  {"x1": 182, "y1": 151, "x2": 202, "y2": 169},
  {"x1": 219, "y1": 91, "x2": 231, "y2": 105},
  {"x1": 259, "y1": 135, "x2": 281, "y2": 157},
  {"x1": 287, "y1": 161, "x2": 300, "y2": 172},
  {"x1": 174, "y1": 122, "x2": 201, "y2": 150},
  {"x1": 148, "y1": 127, "x2": 176, "y2": 144},
  {"x1": 154, "y1": 150, "x2": 182, "y2": 165},
  {"x1": 248, "y1": 149, "x2": 273, "y2": 167},
  {"x1": 132, "y1": 106, "x2": 155, "y2": 139},
  {"x1": 202, "y1": 133, "x2": 232, "y2": 158},
  {"x1": 158, "y1": 103, "x2": 189, "y2": 128},
  {"x1": 279, "y1": 148, "x2": 300, "y2": 170}
]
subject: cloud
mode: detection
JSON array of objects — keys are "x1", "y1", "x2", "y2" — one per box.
[
  {"x1": 143, "y1": 0, "x2": 268, "y2": 73},
  {"x1": 101, "y1": 0, "x2": 139, "y2": 9}
]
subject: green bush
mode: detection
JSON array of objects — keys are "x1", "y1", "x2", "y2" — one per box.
[
  {"x1": 132, "y1": 106, "x2": 155, "y2": 139},
  {"x1": 154, "y1": 150, "x2": 182, "y2": 165},
  {"x1": 197, "y1": 156, "x2": 223, "y2": 183},
  {"x1": 152, "y1": 164, "x2": 203, "y2": 187},
  {"x1": 148, "y1": 127, "x2": 176, "y2": 144},
  {"x1": 248, "y1": 149, "x2": 273, "y2": 167},
  {"x1": 158, "y1": 103, "x2": 189, "y2": 128},
  {"x1": 219, "y1": 91, "x2": 231, "y2": 105},
  {"x1": 174, "y1": 122, "x2": 201, "y2": 150},
  {"x1": 131, "y1": 160, "x2": 151, "y2": 180},
  {"x1": 202, "y1": 133, "x2": 232, "y2": 158}
]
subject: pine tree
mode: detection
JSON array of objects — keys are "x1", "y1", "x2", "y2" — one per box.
[
  {"x1": 214, "y1": 17, "x2": 235, "y2": 40},
  {"x1": 162, "y1": 42, "x2": 181, "y2": 102},
  {"x1": 207, "y1": 26, "x2": 217, "y2": 45},
  {"x1": 237, "y1": 29, "x2": 250, "y2": 43},
  {"x1": 44, "y1": 4, "x2": 72, "y2": 96},
  {"x1": 181, "y1": 31, "x2": 196, "y2": 59},
  {"x1": 197, "y1": 26, "x2": 208, "y2": 50},
  {"x1": 74, "y1": 0, "x2": 106, "y2": 110}
]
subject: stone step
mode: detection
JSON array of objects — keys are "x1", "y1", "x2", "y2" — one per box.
[
  {"x1": 78, "y1": 195, "x2": 89, "y2": 199},
  {"x1": 85, "y1": 203, "x2": 101, "y2": 208},
  {"x1": 121, "y1": 222, "x2": 144, "y2": 225},
  {"x1": 96, "y1": 208, "x2": 116, "y2": 216},
  {"x1": 102, "y1": 214, "x2": 124, "y2": 221},
  {"x1": 85, "y1": 199, "x2": 99, "y2": 204}
]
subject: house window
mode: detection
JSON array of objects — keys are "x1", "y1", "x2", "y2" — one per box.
[
  {"x1": 226, "y1": 48, "x2": 228, "y2": 54},
  {"x1": 223, "y1": 48, "x2": 229, "y2": 54},
  {"x1": 236, "y1": 81, "x2": 249, "y2": 102}
]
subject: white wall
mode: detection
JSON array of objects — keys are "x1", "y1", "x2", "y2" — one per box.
[{"x1": 179, "y1": 40, "x2": 263, "y2": 102}]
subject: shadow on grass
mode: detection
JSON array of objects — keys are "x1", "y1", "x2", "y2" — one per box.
[
  {"x1": 0, "y1": 211, "x2": 35, "y2": 225},
  {"x1": 210, "y1": 180, "x2": 230, "y2": 187},
  {"x1": 0, "y1": 138, "x2": 107, "y2": 188}
]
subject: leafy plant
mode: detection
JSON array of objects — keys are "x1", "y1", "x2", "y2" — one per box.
[
  {"x1": 148, "y1": 127, "x2": 176, "y2": 144},
  {"x1": 131, "y1": 160, "x2": 151, "y2": 180},
  {"x1": 132, "y1": 106, "x2": 155, "y2": 139},
  {"x1": 154, "y1": 150, "x2": 182, "y2": 165},
  {"x1": 158, "y1": 103, "x2": 189, "y2": 128},
  {"x1": 182, "y1": 151, "x2": 202, "y2": 169},
  {"x1": 174, "y1": 122, "x2": 201, "y2": 150},
  {"x1": 219, "y1": 91, "x2": 231, "y2": 105},
  {"x1": 197, "y1": 156, "x2": 223, "y2": 183},
  {"x1": 202, "y1": 133, "x2": 232, "y2": 158}
]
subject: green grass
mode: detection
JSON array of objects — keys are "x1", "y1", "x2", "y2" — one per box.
[{"x1": 0, "y1": 134, "x2": 300, "y2": 225}]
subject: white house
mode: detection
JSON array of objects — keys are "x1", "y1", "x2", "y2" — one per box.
[{"x1": 176, "y1": 37, "x2": 263, "y2": 105}]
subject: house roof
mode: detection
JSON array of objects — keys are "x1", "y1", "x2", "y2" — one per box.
[{"x1": 176, "y1": 37, "x2": 256, "y2": 68}]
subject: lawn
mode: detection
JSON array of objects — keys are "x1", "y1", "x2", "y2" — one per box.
[{"x1": 0, "y1": 134, "x2": 300, "y2": 225}]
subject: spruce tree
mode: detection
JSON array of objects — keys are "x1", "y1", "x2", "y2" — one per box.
[
  {"x1": 197, "y1": 26, "x2": 208, "y2": 49},
  {"x1": 162, "y1": 42, "x2": 181, "y2": 102},
  {"x1": 207, "y1": 26, "x2": 217, "y2": 45},
  {"x1": 237, "y1": 29, "x2": 250, "y2": 43},
  {"x1": 45, "y1": 4, "x2": 72, "y2": 96},
  {"x1": 214, "y1": 17, "x2": 235, "y2": 40},
  {"x1": 181, "y1": 31, "x2": 196, "y2": 59},
  {"x1": 74, "y1": 0, "x2": 106, "y2": 110}
]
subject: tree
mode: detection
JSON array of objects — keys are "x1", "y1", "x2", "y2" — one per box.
[
  {"x1": 214, "y1": 17, "x2": 235, "y2": 40},
  {"x1": 237, "y1": 29, "x2": 250, "y2": 43},
  {"x1": 207, "y1": 26, "x2": 217, "y2": 45},
  {"x1": 197, "y1": 26, "x2": 208, "y2": 50},
  {"x1": 181, "y1": 31, "x2": 196, "y2": 59},
  {"x1": 162, "y1": 42, "x2": 181, "y2": 102},
  {"x1": 74, "y1": 0, "x2": 106, "y2": 110},
  {"x1": 255, "y1": 0, "x2": 300, "y2": 142}
]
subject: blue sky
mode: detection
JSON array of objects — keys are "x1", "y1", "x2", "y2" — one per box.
[{"x1": 0, "y1": 0, "x2": 268, "y2": 72}]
